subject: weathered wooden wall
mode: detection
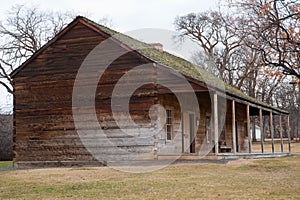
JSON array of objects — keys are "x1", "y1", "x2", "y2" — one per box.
[
  {"x1": 13, "y1": 19, "x2": 252, "y2": 167},
  {"x1": 195, "y1": 92, "x2": 213, "y2": 153},
  {"x1": 196, "y1": 95, "x2": 249, "y2": 153},
  {"x1": 157, "y1": 92, "x2": 182, "y2": 154},
  {"x1": 155, "y1": 91, "x2": 249, "y2": 155},
  {"x1": 13, "y1": 21, "x2": 156, "y2": 167},
  {"x1": 224, "y1": 100, "x2": 248, "y2": 152},
  {"x1": 234, "y1": 102, "x2": 248, "y2": 152}
]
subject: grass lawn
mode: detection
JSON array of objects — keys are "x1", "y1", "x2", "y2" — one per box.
[
  {"x1": 0, "y1": 161, "x2": 12, "y2": 169},
  {"x1": 0, "y1": 143, "x2": 300, "y2": 199}
]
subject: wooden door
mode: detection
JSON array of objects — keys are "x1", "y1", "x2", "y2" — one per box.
[
  {"x1": 183, "y1": 112, "x2": 195, "y2": 153},
  {"x1": 183, "y1": 113, "x2": 190, "y2": 153}
]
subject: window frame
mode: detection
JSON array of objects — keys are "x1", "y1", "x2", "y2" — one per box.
[{"x1": 166, "y1": 109, "x2": 173, "y2": 141}]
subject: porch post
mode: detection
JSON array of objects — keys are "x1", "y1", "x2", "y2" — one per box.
[
  {"x1": 259, "y1": 108, "x2": 264, "y2": 153},
  {"x1": 286, "y1": 115, "x2": 291, "y2": 153},
  {"x1": 270, "y1": 111, "x2": 275, "y2": 153},
  {"x1": 214, "y1": 92, "x2": 219, "y2": 154},
  {"x1": 279, "y1": 115, "x2": 284, "y2": 152},
  {"x1": 246, "y1": 105, "x2": 251, "y2": 153},
  {"x1": 232, "y1": 100, "x2": 237, "y2": 153},
  {"x1": 181, "y1": 112, "x2": 184, "y2": 153}
]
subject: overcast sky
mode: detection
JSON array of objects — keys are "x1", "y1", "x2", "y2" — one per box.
[
  {"x1": 0, "y1": 0, "x2": 219, "y2": 31},
  {"x1": 0, "y1": 0, "x2": 219, "y2": 112}
]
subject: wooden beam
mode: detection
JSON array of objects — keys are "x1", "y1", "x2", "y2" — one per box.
[
  {"x1": 246, "y1": 105, "x2": 252, "y2": 153},
  {"x1": 223, "y1": 94, "x2": 286, "y2": 115},
  {"x1": 279, "y1": 115, "x2": 284, "y2": 152},
  {"x1": 286, "y1": 115, "x2": 291, "y2": 153},
  {"x1": 270, "y1": 112, "x2": 274, "y2": 153},
  {"x1": 259, "y1": 108, "x2": 264, "y2": 153},
  {"x1": 232, "y1": 100, "x2": 237, "y2": 153},
  {"x1": 214, "y1": 92, "x2": 219, "y2": 154}
]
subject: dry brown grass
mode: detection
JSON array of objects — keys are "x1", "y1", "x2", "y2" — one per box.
[
  {"x1": 252, "y1": 140, "x2": 300, "y2": 154},
  {"x1": 1, "y1": 142, "x2": 300, "y2": 199}
]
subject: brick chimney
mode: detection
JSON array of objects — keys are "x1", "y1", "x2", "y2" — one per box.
[{"x1": 149, "y1": 43, "x2": 163, "y2": 52}]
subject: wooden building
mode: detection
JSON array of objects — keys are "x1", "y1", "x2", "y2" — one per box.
[{"x1": 11, "y1": 16, "x2": 291, "y2": 167}]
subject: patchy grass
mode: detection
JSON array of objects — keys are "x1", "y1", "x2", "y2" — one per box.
[
  {"x1": 290, "y1": 141, "x2": 300, "y2": 154},
  {"x1": 1, "y1": 144, "x2": 300, "y2": 199},
  {"x1": 0, "y1": 161, "x2": 12, "y2": 169},
  {"x1": 252, "y1": 140, "x2": 300, "y2": 154}
]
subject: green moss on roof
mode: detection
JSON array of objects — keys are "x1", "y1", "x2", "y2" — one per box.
[{"x1": 81, "y1": 17, "x2": 287, "y2": 114}]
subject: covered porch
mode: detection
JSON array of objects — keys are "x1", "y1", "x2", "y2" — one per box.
[
  {"x1": 156, "y1": 89, "x2": 291, "y2": 160},
  {"x1": 214, "y1": 92, "x2": 291, "y2": 156}
]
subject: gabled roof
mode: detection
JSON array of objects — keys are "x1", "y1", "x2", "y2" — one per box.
[{"x1": 11, "y1": 16, "x2": 288, "y2": 114}]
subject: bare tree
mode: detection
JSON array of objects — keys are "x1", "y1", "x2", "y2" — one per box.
[
  {"x1": 98, "y1": 16, "x2": 114, "y2": 28},
  {"x1": 0, "y1": 5, "x2": 75, "y2": 95},
  {"x1": 0, "y1": 5, "x2": 113, "y2": 97},
  {"x1": 174, "y1": 2, "x2": 299, "y2": 101},
  {"x1": 174, "y1": 1, "x2": 299, "y2": 139},
  {"x1": 174, "y1": 10, "x2": 263, "y2": 97},
  {"x1": 230, "y1": 0, "x2": 300, "y2": 82},
  {"x1": 229, "y1": 0, "x2": 300, "y2": 138},
  {"x1": 0, "y1": 113, "x2": 13, "y2": 161}
]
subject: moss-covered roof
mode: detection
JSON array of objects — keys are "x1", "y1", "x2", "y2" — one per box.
[
  {"x1": 81, "y1": 16, "x2": 288, "y2": 114},
  {"x1": 11, "y1": 16, "x2": 286, "y2": 114}
]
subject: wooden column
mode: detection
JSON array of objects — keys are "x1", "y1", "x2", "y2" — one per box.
[
  {"x1": 232, "y1": 100, "x2": 237, "y2": 153},
  {"x1": 181, "y1": 112, "x2": 184, "y2": 153},
  {"x1": 279, "y1": 115, "x2": 284, "y2": 152},
  {"x1": 259, "y1": 108, "x2": 264, "y2": 153},
  {"x1": 214, "y1": 92, "x2": 219, "y2": 154},
  {"x1": 286, "y1": 115, "x2": 291, "y2": 153},
  {"x1": 246, "y1": 105, "x2": 252, "y2": 153},
  {"x1": 270, "y1": 112, "x2": 275, "y2": 153}
]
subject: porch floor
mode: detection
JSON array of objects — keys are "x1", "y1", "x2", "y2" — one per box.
[
  {"x1": 216, "y1": 152, "x2": 290, "y2": 160},
  {"x1": 158, "y1": 152, "x2": 291, "y2": 161}
]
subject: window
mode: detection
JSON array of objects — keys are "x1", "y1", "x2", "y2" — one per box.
[
  {"x1": 205, "y1": 116, "x2": 211, "y2": 143},
  {"x1": 166, "y1": 109, "x2": 172, "y2": 140}
]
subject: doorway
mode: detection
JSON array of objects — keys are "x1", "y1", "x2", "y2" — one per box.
[
  {"x1": 235, "y1": 121, "x2": 239, "y2": 152},
  {"x1": 183, "y1": 112, "x2": 196, "y2": 153},
  {"x1": 189, "y1": 113, "x2": 196, "y2": 153}
]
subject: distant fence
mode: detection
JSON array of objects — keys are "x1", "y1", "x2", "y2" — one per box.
[{"x1": 0, "y1": 115, "x2": 13, "y2": 161}]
